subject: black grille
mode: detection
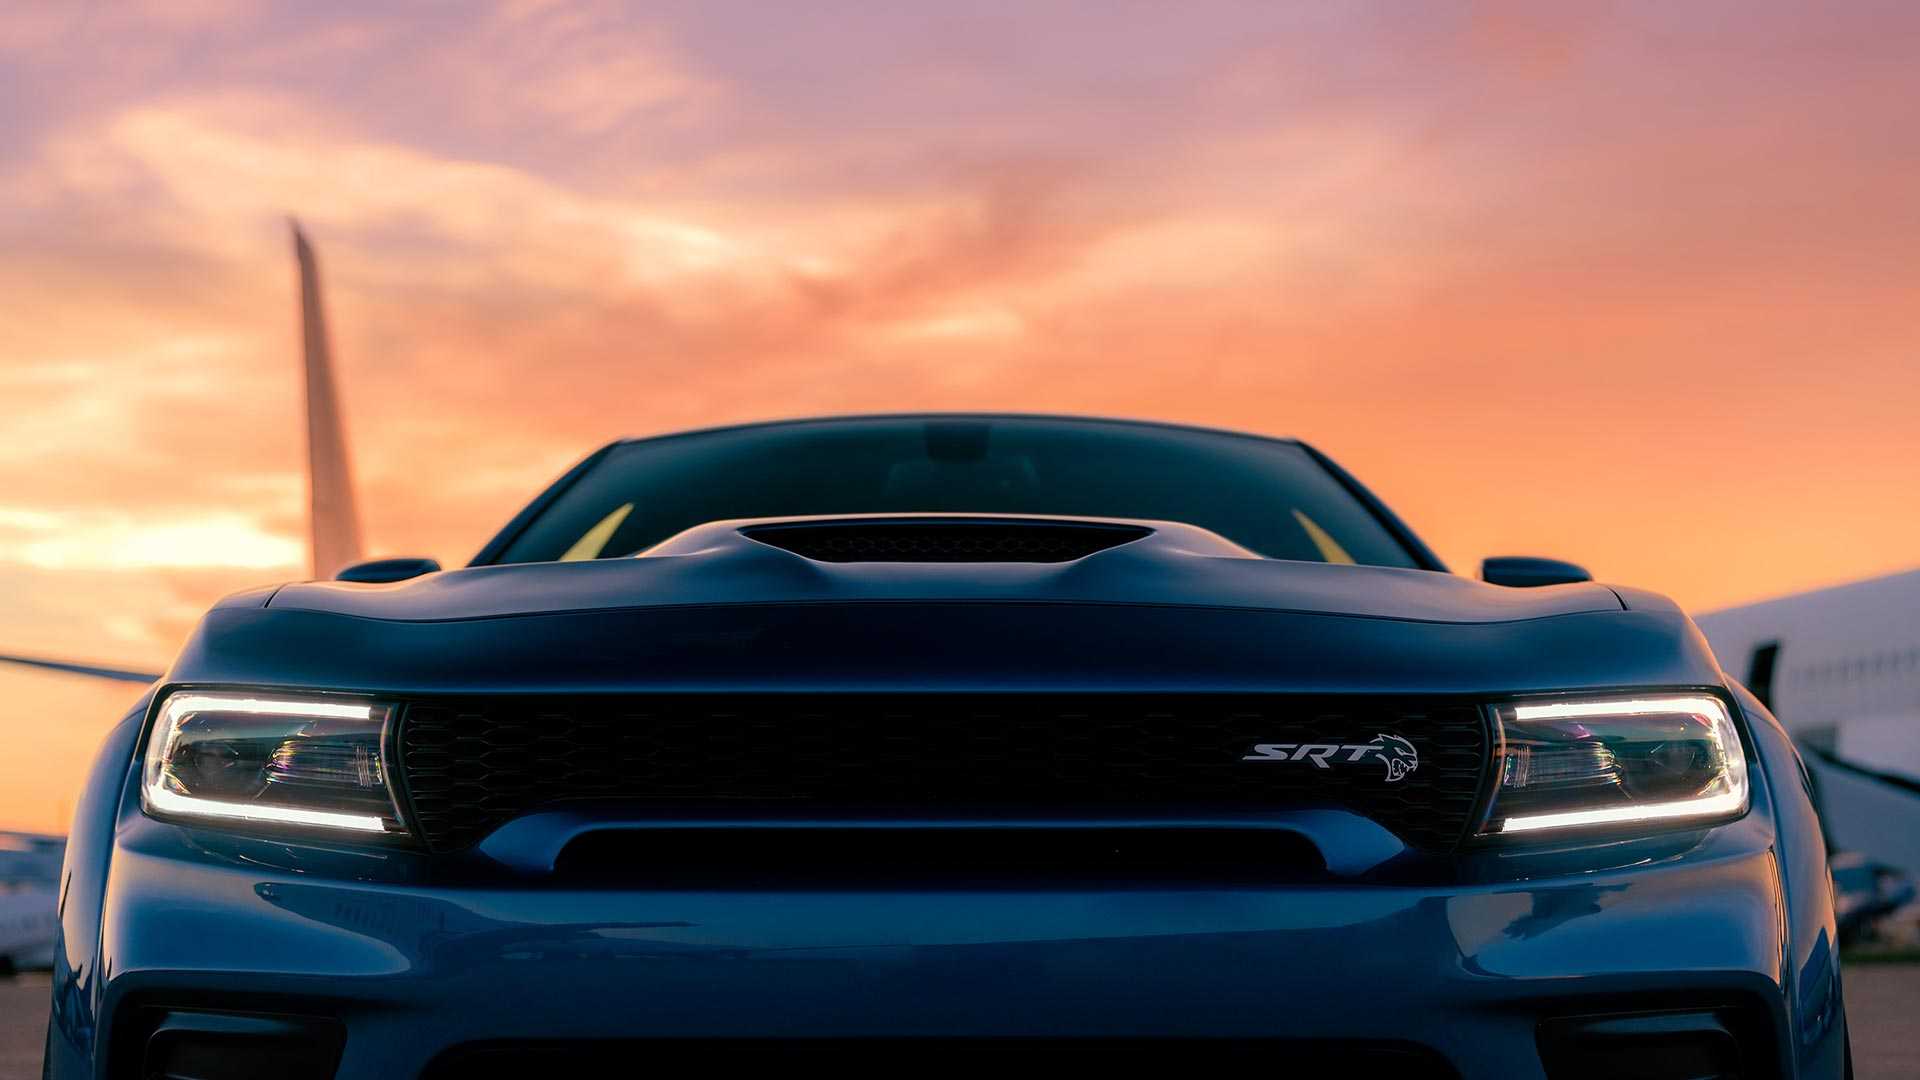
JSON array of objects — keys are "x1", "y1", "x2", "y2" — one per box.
[
  {"x1": 741, "y1": 520, "x2": 1150, "y2": 562},
  {"x1": 424, "y1": 1040, "x2": 1457, "y2": 1079},
  {"x1": 396, "y1": 695, "x2": 1490, "y2": 854}
]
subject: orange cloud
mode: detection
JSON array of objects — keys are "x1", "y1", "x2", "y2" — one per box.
[{"x1": 2, "y1": 0, "x2": 1918, "y2": 831}]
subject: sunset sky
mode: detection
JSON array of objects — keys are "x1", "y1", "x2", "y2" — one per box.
[{"x1": 3, "y1": 1, "x2": 1918, "y2": 831}]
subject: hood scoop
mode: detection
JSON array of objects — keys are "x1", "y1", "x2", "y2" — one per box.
[{"x1": 740, "y1": 518, "x2": 1153, "y2": 563}]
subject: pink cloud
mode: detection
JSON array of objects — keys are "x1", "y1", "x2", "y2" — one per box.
[{"x1": 2, "y1": 0, "x2": 1919, "y2": 832}]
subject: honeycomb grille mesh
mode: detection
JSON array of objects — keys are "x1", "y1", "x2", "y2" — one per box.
[
  {"x1": 395, "y1": 696, "x2": 1490, "y2": 853},
  {"x1": 740, "y1": 522, "x2": 1150, "y2": 562}
]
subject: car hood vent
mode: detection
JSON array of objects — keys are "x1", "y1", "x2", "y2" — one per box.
[{"x1": 740, "y1": 518, "x2": 1153, "y2": 563}]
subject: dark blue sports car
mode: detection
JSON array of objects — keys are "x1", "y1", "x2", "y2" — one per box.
[{"x1": 48, "y1": 415, "x2": 1847, "y2": 1079}]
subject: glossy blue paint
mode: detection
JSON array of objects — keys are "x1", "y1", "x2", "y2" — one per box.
[
  {"x1": 1732, "y1": 684, "x2": 1849, "y2": 1077},
  {"x1": 472, "y1": 807, "x2": 1414, "y2": 877},
  {"x1": 44, "y1": 699, "x2": 146, "y2": 1078},
  {"x1": 70, "y1": 803, "x2": 1813, "y2": 1079},
  {"x1": 48, "y1": 419, "x2": 1845, "y2": 1078},
  {"x1": 165, "y1": 602, "x2": 1717, "y2": 699}
]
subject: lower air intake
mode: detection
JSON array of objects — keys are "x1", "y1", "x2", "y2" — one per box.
[
  {"x1": 551, "y1": 826, "x2": 1330, "y2": 887},
  {"x1": 423, "y1": 1040, "x2": 1459, "y2": 1079}
]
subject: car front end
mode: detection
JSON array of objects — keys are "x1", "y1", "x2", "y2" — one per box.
[
  {"x1": 48, "y1": 590, "x2": 1845, "y2": 1079},
  {"x1": 44, "y1": 418, "x2": 1849, "y2": 1079}
]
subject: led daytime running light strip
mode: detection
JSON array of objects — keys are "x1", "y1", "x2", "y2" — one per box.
[
  {"x1": 1508, "y1": 696, "x2": 1729, "y2": 723},
  {"x1": 145, "y1": 785, "x2": 388, "y2": 833},
  {"x1": 161, "y1": 694, "x2": 375, "y2": 723},
  {"x1": 1497, "y1": 788, "x2": 1746, "y2": 834}
]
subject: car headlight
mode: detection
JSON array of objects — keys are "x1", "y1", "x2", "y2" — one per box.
[
  {"x1": 142, "y1": 692, "x2": 406, "y2": 835},
  {"x1": 1478, "y1": 694, "x2": 1748, "y2": 838}
]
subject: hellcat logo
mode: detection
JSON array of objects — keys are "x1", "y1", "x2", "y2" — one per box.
[{"x1": 1241, "y1": 733, "x2": 1420, "y2": 782}]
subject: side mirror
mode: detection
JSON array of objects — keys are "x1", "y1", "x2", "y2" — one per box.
[
  {"x1": 1481, "y1": 556, "x2": 1591, "y2": 588},
  {"x1": 335, "y1": 557, "x2": 441, "y2": 584}
]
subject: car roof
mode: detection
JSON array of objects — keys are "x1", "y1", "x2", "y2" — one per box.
[
  {"x1": 606, "y1": 413, "x2": 1306, "y2": 451},
  {"x1": 468, "y1": 412, "x2": 1447, "y2": 573}
]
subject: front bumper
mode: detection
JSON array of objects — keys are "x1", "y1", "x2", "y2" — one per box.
[{"x1": 52, "y1": 811, "x2": 1840, "y2": 1080}]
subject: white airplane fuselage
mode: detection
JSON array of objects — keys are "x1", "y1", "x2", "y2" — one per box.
[
  {"x1": 1697, "y1": 568, "x2": 1920, "y2": 872},
  {"x1": 1697, "y1": 568, "x2": 1920, "y2": 775}
]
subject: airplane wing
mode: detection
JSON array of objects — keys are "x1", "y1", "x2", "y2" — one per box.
[
  {"x1": 0, "y1": 653, "x2": 161, "y2": 684},
  {"x1": 1804, "y1": 744, "x2": 1920, "y2": 875}
]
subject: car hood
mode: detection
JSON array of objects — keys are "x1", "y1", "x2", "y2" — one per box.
[
  {"x1": 265, "y1": 514, "x2": 1624, "y2": 625},
  {"x1": 171, "y1": 516, "x2": 1718, "y2": 698}
]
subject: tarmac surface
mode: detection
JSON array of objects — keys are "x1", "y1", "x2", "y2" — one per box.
[{"x1": 2, "y1": 964, "x2": 1916, "y2": 1077}]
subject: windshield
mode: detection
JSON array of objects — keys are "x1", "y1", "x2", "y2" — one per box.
[{"x1": 491, "y1": 417, "x2": 1423, "y2": 568}]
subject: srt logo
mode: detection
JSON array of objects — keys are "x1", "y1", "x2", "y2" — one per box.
[{"x1": 1242, "y1": 733, "x2": 1420, "y2": 782}]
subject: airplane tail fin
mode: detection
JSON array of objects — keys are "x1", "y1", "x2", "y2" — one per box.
[{"x1": 293, "y1": 221, "x2": 365, "y2": 579}]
